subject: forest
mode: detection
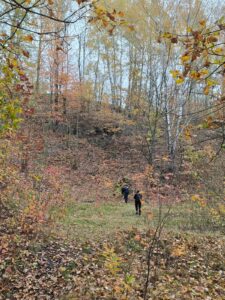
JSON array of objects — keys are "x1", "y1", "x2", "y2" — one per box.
[{"x1": 0, "y1": 0, "x2": 225, "y2": 299}]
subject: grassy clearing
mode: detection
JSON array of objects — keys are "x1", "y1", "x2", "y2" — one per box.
[
  {"x1": 50, "y1": 199, "x2": 224, "y2": 241},
  {"x1": 52, "y1": 202, "x2": 147, "y2": 241}
]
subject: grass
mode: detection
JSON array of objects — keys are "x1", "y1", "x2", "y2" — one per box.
[
  {"x1": 50, "y1": 200, "x2": 224, "y2": 241},
  {"x1": 52, "y1": 201, "x2": 147, "y2": 241}
]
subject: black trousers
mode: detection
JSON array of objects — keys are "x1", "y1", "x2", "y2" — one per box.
[
  {"x1": 123, "y1": 193, "x2": 129, "y2": 203},
  {"x1": 135, "y1": 200, "x2": 141, "y2": 215}
]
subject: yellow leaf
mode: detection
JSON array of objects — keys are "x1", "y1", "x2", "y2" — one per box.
[
  {"x1": 214, "y1": 47, "x2": 223, "y2": 54},
  {"x1": 11, "y1": 59, "x2": 18, "y2": 67},
  {"x1": 162, "y1": 32, "x2": 172, "y2": 39},
  {"x1": 213, "y1": 59, "x2": 222, "y2": 64},
  {"x1": 18, "y1": 70, "x2": 25, "y2": 76},
  {"x1": 184, "y1": 128, "x2": 192, "y2": 140},
  {"x1": 200, "y1": 69, "x2": 209, "y2": 76},
  {"x1": 199, "y1": 19, "x2": 206, "y2": 27},
  {"x1": 206, "y1": 78, "x2": 218, "y2": 87},
  {"x1": 181, "y1": 55, "x2": 191, "y2": 63},
  {"x1": 171, "y1": 244, "x2": 186, "y2": 257},
  {"x1": 191, "y1": 194, "x2": 201, "y2": 201},
  {"x1": 176, "y1": 77, "x2": 184, "y2": 84},
  {"x1": 170, "y1": 70, "x2": 180, "y2": 78},
  {"x1": 128, "y1": 25, "x2": 135, "y2": 31},
  {"x1": 95, "y1": 5, "x2": 106, "y2": 16}
]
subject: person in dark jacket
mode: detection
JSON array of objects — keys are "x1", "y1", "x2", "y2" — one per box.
[
  {"x1": 134, "y1": 190, "x2": 142, "y2": 215},
  {"x1": 121, "y1": 185, "x2": 130, "y2": 203}
]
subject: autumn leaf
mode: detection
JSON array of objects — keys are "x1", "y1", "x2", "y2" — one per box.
[
  {"x1": 56, "y1": 46, "x2": 63, "y2": 51},
  {"x1": 108, "y1": 27, "x2": 114, "y2": 35},
  {"x1": 162, "y1": 32, "x2": 172, "y2": 38},
  {"x1": 134, "y1": 234, "x2": 141, "y2": 241},
  {"x1": 107, "y1": 12, "x2": 115, "y2": 21},
  {"x1": 189, "y1": 70, "x2": 200, "y2": 80},
  {"x1": 184, "y1": 127, "x2": 192, "y2": 140},
  {"x1": 191, "y1": 194, "x2": 201, "y2": 201},
  {"x1": 162, "y1": 155, "x2": 170, "y2": 161},
  {"x1": 95, "y1": 5, "x2": 106, "y2": 16},
  {"x1": 199, "y1": 19, "x2": 206, "y2": 27},
  {"x1": 200, "y1": 69, "x2": 209, "y2": 76},
  {"x1": 206, "y1": 78, "x2": 218, "y2": 87},
  {"x1": 176, "y1": 77, "x2": 184, "y2": 84},
  {"x1": 18, "y1": 69, "x2": 25, "y2": 76},
  {"x1": 10, "y1": 59, "x2": 18, "y2": 68},
  {"x1": 206, "y1": 36, "x2": 218, "y2": 43},
  {"x1": 171, "y1": 36, "x2": 178, "y2": 43},
  {"x1": 22, "y1": 50, "x2": 30, "y2": 57},
  {"x1": 170, "y1": 70, "x2": 180, "y2": 78},
  {"x1": 23, "y1": 35, "x2": 33, "y2": 42},
  {"x1": 203, "y1": 85, "x2": 210, "y2": 95},
  {"x1": 77, "y1": 0, "x2": 89, "y2": 4},
  {"x1": 118, "y1": 11, "x2": 125, "y2": 18},
  {"x1": 171, "y1": 244, "x2": 187, "y2": 257},
  {"x1": 181, "y1": 55, "x2": 191, "y2": 63},
  {"x1": 214, "y1": 47, "x2": 223, "y2": 54},
  {"x1": 128, "y1": 25, "x2": 135, "y2": 31},
  {"x1": 102, "y1": 19, "x2": 109, "y2": 28}
]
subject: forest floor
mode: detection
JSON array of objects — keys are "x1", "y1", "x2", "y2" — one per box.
[{"x1": 1, "y1": 201, "x2": 225, "y2": 300}]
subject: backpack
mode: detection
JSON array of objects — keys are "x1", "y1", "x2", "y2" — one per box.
[
  {"x1": 134, "y1": 193, "x2": 142, "y2": 201},
  {"x1": 122, "y1": 186, "x2": 129, "y2": 195}
]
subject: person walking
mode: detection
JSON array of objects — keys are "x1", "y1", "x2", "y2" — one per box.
[
  {"x1": 134, "y1": 190, "x2": 142, "y2": 215},
  {"x1": 121, "y1": 185, "x2": 130, "y2": 203}
]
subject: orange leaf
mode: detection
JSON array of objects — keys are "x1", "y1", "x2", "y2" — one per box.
[
  {"x1": 118, "y1": 11, "x2": 125, "y2": 17},
  {"x1": 203, "y1": 85, "x2": 210, "y2": 95},
  {"x1": 23, "y1": 35, "x2": 33, "y2": 42},
  {"x1": 22, "y1": 50, "x2": 30, "y2": 57},
  {"x1": 134, "y1": 234, "x2": 141, "y2": 241}
]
